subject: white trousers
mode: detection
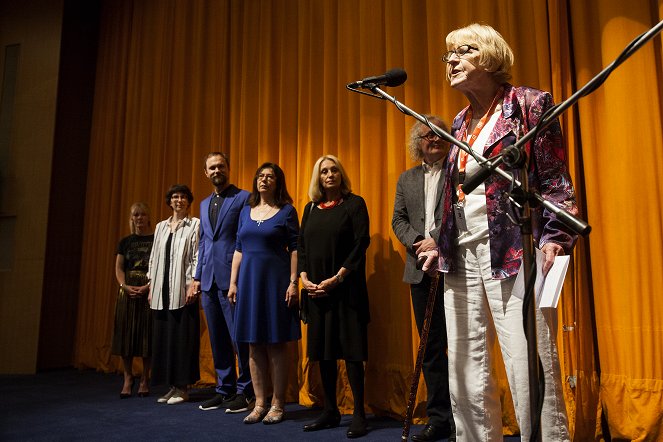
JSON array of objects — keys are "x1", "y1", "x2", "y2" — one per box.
[{"x1": 444, "y1": 239, "x2": 570, "y2": 442}]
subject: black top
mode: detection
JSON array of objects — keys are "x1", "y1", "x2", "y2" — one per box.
[
  {"x1": 209, "y1": 186, "x2": 232, "y2": 229},
  {"x1": 117, "y1": 234, "x2": 154, "y2": 275}
]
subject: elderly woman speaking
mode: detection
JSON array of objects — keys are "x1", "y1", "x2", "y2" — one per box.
[{"x1": 421, "y1": 24, "x2": 579, "y2": 442}]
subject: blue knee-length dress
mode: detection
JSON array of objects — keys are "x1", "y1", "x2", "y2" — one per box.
[{"x1": 234, "y1": 204, "x2": 301, "y2": 344}]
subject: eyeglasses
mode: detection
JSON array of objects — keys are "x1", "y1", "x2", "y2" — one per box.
[
  {"x1": 441, "y1": 45, "x2": 478, "y2": 63},
  {"x1": 257, "y1": 173, "x2": 276, "y2": 181},
  {"x1": 418, "y1": 131, "x2": 440, "y2": 142}
]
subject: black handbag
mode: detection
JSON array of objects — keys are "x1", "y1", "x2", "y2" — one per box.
[{"x1": 298, "y1": 288, "x2": 308, "y2": 324}]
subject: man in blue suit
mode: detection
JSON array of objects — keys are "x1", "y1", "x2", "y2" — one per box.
[{"x1": 193, "y1": 152, "x2": 253, "y2": 412}]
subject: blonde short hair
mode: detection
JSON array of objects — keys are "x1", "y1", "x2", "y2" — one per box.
[
  {"x1": 307, "y1": 155, "x2": 352, "y2": 202},
  {"x1": 446, "y1": 23, "x2": 514, "y2": 84},
  {"x1": 129, "y1": 202, "x2": 151, "y2": 234}
]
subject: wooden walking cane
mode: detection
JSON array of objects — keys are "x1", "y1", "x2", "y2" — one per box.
[{"x1": 401, "y1": 269, "x2": 441, "y2": 440}]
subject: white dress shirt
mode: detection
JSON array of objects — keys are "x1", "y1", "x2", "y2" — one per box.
[{"x1": 423, "y1": 159, "x2": 444, "y2": 239}]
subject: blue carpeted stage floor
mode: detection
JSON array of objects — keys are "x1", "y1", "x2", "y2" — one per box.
[{"x1": 0, "y1": 369, "x2": 520, "y2": 441}]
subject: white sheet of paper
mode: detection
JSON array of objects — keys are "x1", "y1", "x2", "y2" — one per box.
[{"x1": 511, "y1": 248, "x2": 570, "y2": 308}]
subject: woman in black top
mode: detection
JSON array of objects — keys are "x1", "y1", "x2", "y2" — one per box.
[
  {"x1": 112, "y1": 202, "x2": 154, "y2": 398},
  {"x1": 298, "y1": 155, "x2": 370, "y2": 438}
]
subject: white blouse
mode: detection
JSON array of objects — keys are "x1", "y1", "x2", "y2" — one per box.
[
  {"x1": 148, "y1": 216, "x2": 200, "y2": 310},
  {"x1": 457, "y1": 111, "x2": 500, "y2": 246}
]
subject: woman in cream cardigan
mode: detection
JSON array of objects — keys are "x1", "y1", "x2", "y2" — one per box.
[{"x1": 148, "y1": 184, "x2": 200, "y2": 405}]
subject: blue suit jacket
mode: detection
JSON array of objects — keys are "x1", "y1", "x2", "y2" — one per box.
[{"x1": 194, "y1": 185, "x2": 250, "y2": 291}]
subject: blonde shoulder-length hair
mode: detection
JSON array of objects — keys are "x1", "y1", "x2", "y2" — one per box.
[
  {"x1": 307, "y1": 154, "x2": 352, "y2": 203},
  {"x1": 129, "y1": 202, "x2": 151, "y2": 234},
  {"x1": 446, "y1": 23, "x2": 514, "y2": 84}
]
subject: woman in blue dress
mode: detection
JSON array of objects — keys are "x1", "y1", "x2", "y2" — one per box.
[{"x1": 229, "y1": 162, "x2": 300, "y2": 425}]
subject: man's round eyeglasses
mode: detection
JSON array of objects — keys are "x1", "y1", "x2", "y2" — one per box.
[
  {"x1": 418, "y1": 131, "x2": 440, "y2": 142},
  {"x1": 441, "y1": 45, "x2": 478, "y2": 63}
]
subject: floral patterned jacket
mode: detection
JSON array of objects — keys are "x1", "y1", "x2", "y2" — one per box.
[{"x1": 437, "y1": 83, "x2": 578, "y2": 279}]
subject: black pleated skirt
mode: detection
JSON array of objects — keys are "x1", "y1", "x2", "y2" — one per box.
[{"x1": 150, "y1": 301, "x2": 200, "y2": 387}]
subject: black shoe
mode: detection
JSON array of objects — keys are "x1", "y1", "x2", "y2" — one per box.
[
  {"x1": 411, "y1": 423, "x2": 453, "y2": 442},
  {"x1": 199, "y1": 393, "x2": 230, "y2": 411},
  {"x1": 224, "y1": 393, "x2": 255, "y2": 414},
  {"x1": 346, "y1": 415, "x2": 368, "y2": 438},
  {"x1": 303, "y1": 410, "x2": 342, "y2": 432}
]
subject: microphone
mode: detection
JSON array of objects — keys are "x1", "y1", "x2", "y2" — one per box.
[
  {"x1": 538, "y1": 198, "x2": 592, "y2": 236},
  {"x1": 461, "y1": 145, "x2": 521, "y2": 195},
  {"x1": 347, "y1": 68, "x2": 407, "y2": 89}
]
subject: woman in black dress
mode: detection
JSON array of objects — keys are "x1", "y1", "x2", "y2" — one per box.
[
  {"x1": 112, "y1": 202, "x2": 154, "y2": 398},
  {"x1": 298, "y1": 155, "x2": 370, "y2": 438}
]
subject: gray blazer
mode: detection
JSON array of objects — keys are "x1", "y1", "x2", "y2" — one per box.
[{"x1": 391, "y1": 164, "x2": 446, "y2": 284}]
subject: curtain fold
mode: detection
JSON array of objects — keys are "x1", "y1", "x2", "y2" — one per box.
[{"x1": 74, "y1": 1, "x2": 663, "y2": 439}]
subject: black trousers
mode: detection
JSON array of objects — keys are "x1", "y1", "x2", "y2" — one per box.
[{"x1": 410, "y1": 274, "x2": 453, "y2": 428}]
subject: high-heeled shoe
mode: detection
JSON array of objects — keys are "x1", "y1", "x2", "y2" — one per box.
[
  {"x1": 262, "y1": 405, "x2": 284, "y2": 425},
  {"x1": 302, "y1": 409, "x2": 341, "y2": 431},
  {"x1": 243, "y1": 405, "x2": 267, "y2": 424},
  {"x1": 119, "y1": 378, "x2": 134, "y2": 399},
  {"x1": 137, "y1": 380, "x2": 150, "y2": 397}
]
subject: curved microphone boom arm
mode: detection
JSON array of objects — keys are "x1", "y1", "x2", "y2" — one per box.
[{"x1": 509, "y1": 19, "x2": 663, "y2": 157}]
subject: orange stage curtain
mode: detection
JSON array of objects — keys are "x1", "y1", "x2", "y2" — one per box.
[{"x1": 73, "y1": 1, "x2": 663, "y2": 440}]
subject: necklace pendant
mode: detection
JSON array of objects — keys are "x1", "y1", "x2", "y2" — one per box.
[{"x1": 256, "y1": 219, "x2": 264, "y2": 226}]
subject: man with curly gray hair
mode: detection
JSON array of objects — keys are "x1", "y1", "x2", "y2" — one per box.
[{"x1": 392, "y1": 116, "x2": 454, "y2": 441}]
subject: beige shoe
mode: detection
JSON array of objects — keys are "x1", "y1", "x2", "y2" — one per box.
[
  {"x1": 243, "y1": 405, "x2": 267, "y2": 424},
  {"x1": 157, "y1": 386, "x2": 176, "y2": 404},
  {"x1": 262, "y1": 405, "x2": 284, "y2": 425},
  {"x1": 166, "y1": 388, "x2": 189, "y2": 405}
]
